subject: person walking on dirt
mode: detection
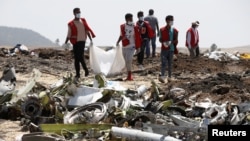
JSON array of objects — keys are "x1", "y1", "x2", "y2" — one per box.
[
  {"x1": 144, "y1": 9, "x2": 160, "y2": 58},
  {"x1": 116, "y1": 13, "x2": 142, "y2": 81},
  {"x1": 186, "y1": 21, "x2": 200, "y2": 58},
  {"x1": 64, "y1": 7, "x2": 95, "y2": 82},
  {"x1": 158, "y1": 15, "x2": 179, "y2": 83},
  {"x1": 136, "y1": 11, "x2": 154, "y2": 70}
]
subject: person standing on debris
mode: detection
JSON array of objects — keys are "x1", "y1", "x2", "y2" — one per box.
[
  {"x1": 158, "y1": 15, "x2": 179, "y2": 83},
  {"x1": 144, "y1": 9, "x2": 160, "y2": 58},
  {"x1": 116, "y1": 13, "x2": 142, "y2": 81},
  {"x1": 64, "y1": 7, "x2": 95, "y2": 82},
  {"x1": 186, "y1": 21, "x2": 200, "y2": 58},
  {"x1": 136, "y1": 11, "x2": 154, "y2": 70}
]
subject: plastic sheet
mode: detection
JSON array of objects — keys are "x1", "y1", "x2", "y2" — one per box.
[{"x1": 90, "y1": 46, "x2": 125, "y2": 77}]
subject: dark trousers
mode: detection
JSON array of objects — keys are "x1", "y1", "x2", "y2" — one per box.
[
  {"x1": 146, "y1": 36, "x2": 157, "y2": 57},
  {"x1": 161, "y1": 50, "x2": 174, "y2": 77},
  {"x1": 137, "y1": 39, "x2": 149, "y2": 65},
  {"x1": 73, "y1": 41, "x2": 88, "y2": 77},
  {"x1": 196, "y1": 46, "x2": 200, "y2": 57}
]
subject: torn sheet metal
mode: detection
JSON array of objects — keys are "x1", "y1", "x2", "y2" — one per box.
[
  {"x1": 204, "y1": 50, "x2": 240, "y2": 61},
  {"x1": 0, "y1": 93, "x2": 12, "y2": 104},
  {"x1": 64, "y1": 102, "x2": 107, "y2": 124},
  {"x1": 238, "y1": 102, "x2": 250, "y2": 113},
  {"x1": 50, "y1": 73, "x2": 77, "y2": 96},
  {"x1": 169, "y1": 114, "x2": 200, "y2": 128},
  {"x1": 150, "y1": 80, "x2": 160, "y2": 101},
  {"x1": 117, "y1": 95, "x2": 131, "y2": 110},
  {"x1": 159, "y1": 100, "x2": 174, "y2": 111},
  {"x1": 10, "y1": 68, "x2": 41, "y2": 103},
  {"x1": 0, "y1": 80, "x2": 15, "y2": 96},
  {"x1": 230, "y1": 106, "x2": 246, "y2": 125},
  {"x1": 129, "y1": 99, "x2": 146, "y2": 108},
  {"x1": 0, "y1": 64, "x2": 16, "y2": 82},
  {"x1": 0, "y1": 65, "x2": 16, "y2": 96},
  {"x1": 105, "y1": 81, "x2": 127, "y2": 91},
  {"x1": 116, "y1": 95, "x2": 147, "y2": 110},
  {"x1": 16, "y1": 132, "x2": 65, "y2": 141},
  {"x1": 67, "y1": 85, "x2": 102, "y2": 107},
  {"x1": 126, "y1": 111, "x2": 158, "y2": 125},
  {"x1": 194, "y1": 98, "x2": 213, "y2": 109},
  {"x1": 137, "y1": 85, "x2": 148, "y2": 97},
  {"x1": 93, "y1": 73, "x2": 127, "y2": 91},
  {"x1": 93, "y1": 73, "x2": 107, "y2": 88},
  {"x1": 111, "y1": 126, "x2": 181, "y2": 141},
  {"x1": 49, "y1": 79, "x2": 64, "y2": 89},
  {"x1": 169, "y1": 88, "x2": 186, "y2": 102},
  {"x1": 202, "y1": 102, "x2": 228, "y2": 125}
]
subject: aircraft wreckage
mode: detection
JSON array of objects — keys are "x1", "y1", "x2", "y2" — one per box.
[{"x1": 1, "y1": 65, "x2": 250, "y2": 141}]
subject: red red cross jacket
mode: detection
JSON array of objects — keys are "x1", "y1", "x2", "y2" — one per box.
[
  {"x1": 136, "y1": 21, "x2": 155, "y2": 39},
  {"x1": 68, "y1": 18, "x2": 96, "y2": 45},
  {"x1": 159, "y1": 26, "x2": 179, "y2": 54},
  {"x1": 185, "y1": 28, "x2": 199, "y2": 48},
  {"x1": 120, "y1": 24, "x2": 142, "y2": 49}
]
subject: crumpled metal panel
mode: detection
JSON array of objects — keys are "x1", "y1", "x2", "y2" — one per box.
[
  {"x1": 0, "y1": 64, "x2": 16, "y2": 82},
  {"x1": 202, "y1": 102, "x2": 228, "y2": 125},
  {"x1": 0, "y1": 65, "x2": 16, "y2": 96},
  {"x1": 10, "y1": 68, "x2": 41, "y2": 103},
  {"x1": 169, "y1": 114, "x2": 200, "y2": 128},
  {"x1": 93, "y1": 73, "x2": 107, "y2": 88},
  {"x1": 19, "y1": 132, "x2": 65, "y2": 141},
  {"x1": 67, "y1": 85, "x2": 102, "y2": 108},
  {"x1": 64, "y1": 102, "x2": 107, "y2": 124},
  {"x1": 168, "y1": 88, "x2": 186, "y2": 102}
]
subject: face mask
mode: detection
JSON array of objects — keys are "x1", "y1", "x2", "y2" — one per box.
[
  {"x1": 169, "y1": 21, "x2": 174, "y2": 26},
  {"x1": 127, "y1": 21, "x2": 134, "y2": 25},
  {"x1": 75, "y1": 13, "x2": 81, "y2": 18},
  {"x1": 139, "y1": 16, "x2": 144, "y2": 21}
]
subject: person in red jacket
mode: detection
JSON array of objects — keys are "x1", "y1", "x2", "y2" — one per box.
[
  {"x1": 186, "y1": 21, "x2": 199, "y2": 58},
  {"x1": 158, "y1": 15, "x2": 179, "y2": 83},
  {"x1": 136, "y1": 11, "x2": 154, "y2": 70},
  {"x1": 116, "y1": 13, "x2": 141, "y2": 81},
  {"x1": 64, "y1": 7, "x2": 95, "y2": 83}
]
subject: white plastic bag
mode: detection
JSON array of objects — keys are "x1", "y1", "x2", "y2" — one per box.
[{"x1": 90, "y1": 46, "x2": 125, "y2": 77}]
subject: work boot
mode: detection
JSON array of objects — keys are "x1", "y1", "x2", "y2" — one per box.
[
  {"x1": 168, "y1": 77, "x2": 177, "y2": 82},
  {"x1": 158, "y1": 76, "x2": 166, "y2": 83},
  {"x1": 138, "y1": 64, "x2": 144, "y2": 70},
  {"x1": 74, "y1": 76, "x2": 80, "y2": 84},
  {"x1": 126, "y1": 71, "x2": 133, "y2": 81}
]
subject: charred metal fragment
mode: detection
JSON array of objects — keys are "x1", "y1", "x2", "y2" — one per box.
[{"x1": 19, "y1": 132, "x2": 65, "y2": 141}]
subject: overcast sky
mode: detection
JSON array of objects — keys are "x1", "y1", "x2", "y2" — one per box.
[{"x1": 1, "y1": 0, "x2": 249, "y2": 48}]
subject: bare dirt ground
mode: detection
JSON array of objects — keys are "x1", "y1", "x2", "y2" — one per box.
[{"x1": 0, "y1": 46, "x2": 250, "y2": 140}]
